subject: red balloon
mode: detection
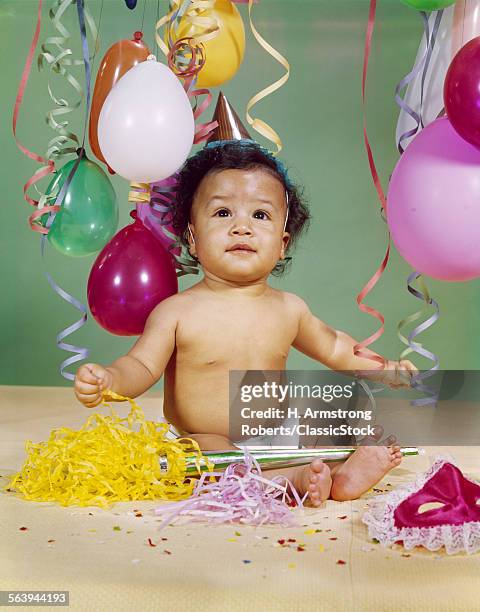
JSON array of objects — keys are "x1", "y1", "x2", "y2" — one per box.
[
  {"x1": 444, "y1": 36, "x2": 480, "y2": 148},
  {"x1": 89, "y1": 32, "x2": 150, "y2": 169},
  {"x1": 87, "y1": 211, "x2": 178, "y2": 336}
]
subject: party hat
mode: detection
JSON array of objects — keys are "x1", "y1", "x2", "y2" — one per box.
[{"x1": 206, "y1": 92, "x2": 252, "y2": 143}]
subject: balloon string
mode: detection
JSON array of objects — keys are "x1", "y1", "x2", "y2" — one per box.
[
  {"x1": 394, "y1": 10, "x2": 441, "y2": 403},
  {"x1": 12, "y1": 0, "x2": 58, "y2": 234},
  {"x1": 395, "y1": 10, "x2": 443, "y2": 154},
  {"x1": 43, "y1": 0, "x2": 93, "y2": 381},
  {"x1": 353, "y1": 0, "x2": 388, "y2": 368},
  {"x1": 245, "y1": 0, "x2": 290, "y2": 154},
  {"x1": 419, "y1": 10, "x2": 443, "y2": 127},
  {"x1": 397, "y1": 272, "x2": 440, "y2": 405},
  {"x1": 41, "y1": 236, "x2": 89, "y2": 381}
]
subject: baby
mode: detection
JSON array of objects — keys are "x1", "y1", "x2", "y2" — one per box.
[{"x1": 74, "y1": 141, "x2": 416, "y2": 506}]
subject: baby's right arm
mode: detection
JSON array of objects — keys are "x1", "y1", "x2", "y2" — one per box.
[{"x1": 74, "y1": 298, "x2": 179, "y2": 408}]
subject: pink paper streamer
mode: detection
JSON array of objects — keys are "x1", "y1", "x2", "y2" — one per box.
[{"x1": 154, "y1": 452, "x2": 305, "y2": 528}]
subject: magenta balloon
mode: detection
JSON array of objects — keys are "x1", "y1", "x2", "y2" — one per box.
[
  {"x1": 387, "y1": 117, "x2": 480, "y2": 282},
  {"x1": 444, "y1": 36, "x2": 480, "y2": 148},
  {"x1": 136, "y1": 175, "x2": 181, "y2": 255},
  {"x1": 87, "y1": 211, "x2": 178, "y2": 335}
]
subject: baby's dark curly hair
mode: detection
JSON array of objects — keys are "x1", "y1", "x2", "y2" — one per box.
[{"x1": 173, "y1": 140, "x2": 310, "y2": 275}]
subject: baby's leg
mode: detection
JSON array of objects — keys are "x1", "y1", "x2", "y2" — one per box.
[
  {"x1": 329, "y1": 446, "x2": 403, "y2": 501},
  {"x1": 188, "y1": 433, "x2": 331, "y2": 507}
]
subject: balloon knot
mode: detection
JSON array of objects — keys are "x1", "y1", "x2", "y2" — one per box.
[{"x1": 133, "y1": 31, "x2": 143, "y2": 41}]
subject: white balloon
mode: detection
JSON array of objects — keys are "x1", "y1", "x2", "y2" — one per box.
[
  {"x1": 98, "y1": 58, "x2": 194, "y2": 183},
  {"x1": 396, "y1": 1, "x2": 480, "y2": 152}
]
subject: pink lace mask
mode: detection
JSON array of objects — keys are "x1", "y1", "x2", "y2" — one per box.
[{"x1": 363, "y1": 457, "x2": 480, "y2": 554}]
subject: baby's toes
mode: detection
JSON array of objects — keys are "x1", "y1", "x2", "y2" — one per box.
[
  {"x1": 310, "y1": 458, "x2": 325, "y2": 474},
  {"x1": 309, "y1": 472, "x2": 319, "y2": 486},
  {"x1": 308, "y1": 484, "x2": 322, "y2": 507}
]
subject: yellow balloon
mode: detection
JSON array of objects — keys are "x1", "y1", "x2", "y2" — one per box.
[{"x1": 174, "y1": 0, "x2": 245, "y2": 88}]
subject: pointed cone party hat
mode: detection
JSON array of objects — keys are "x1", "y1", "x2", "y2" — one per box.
[{"x1": 206, "y1": 92, "x2": 252, "y2": 144}]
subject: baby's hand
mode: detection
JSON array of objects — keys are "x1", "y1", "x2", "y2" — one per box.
[
  {"x1": 381, "y1": 359, "x2": 418, "y2": 389},
  {"x1": 74, "y1": 363, "x2": 113, "y2": 408}
]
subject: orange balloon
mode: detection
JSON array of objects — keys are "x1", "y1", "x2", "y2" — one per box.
[{"x1": 89, "y1": 32, "x2": 151, "y2": 169}]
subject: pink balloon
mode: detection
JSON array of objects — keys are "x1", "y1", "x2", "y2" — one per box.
[
  {"x1": 87, "y1": 211, "x2": 178, "y2": 335},
  {"x1": 136, "y1": 175, "x2": 181, "y2": 255},
  {"x1": 444, "y1": 36, "x2": 480, "y2": 149},
  {"x1": 387, "y1": 117, "x2": 480, "y2": 281}
]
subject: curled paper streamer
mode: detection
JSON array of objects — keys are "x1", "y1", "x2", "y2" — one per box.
[
  {"x1": 36, "y1": 0, "x2": 98, "y2": 215},
  {"x1": 155, "y1": 452, "x2": 304, "y2": 528},
  {"x1": 128, "y1": 182, "x2": 200, "y2": 277},
  {"x1": 155, "y1": 0, "x2": 220, "y2": 58},
  {"x1": 395, "y1": 10, "x2": 444, "y2": 154},
  {"x1": 397, "y1": 272, "x2": 440, "y2": 405},
  {"x1": 12, "y1": 0, "x2": 58, "y2": 233},
  {"x1": 41, "y1": 232, "x2": 89, "y2": 381},
  {"x1": 42, "y1": 0, "x2": 94, "y2": 380},
  {"x1": 395, "y1": 12, "x2": 441, "y2": 404},
  {"x1": 245, "y1": 0, "x2": 290, "y2": 154},
  {"x1": 155, "y1": 2, "x2": 221, "y2": 144},
  {"x1": 5, "y1": 392, "x2": 206, "y2": 507},
  {"x1": 167, "y1": 37, "x2": 218, "y2": 143},
  {"x1": 37, "y1": 0, "x2": 83, "y2": 163},
  {"x1": 353, "y1": 0, "x2": 389, "y2": 368}
]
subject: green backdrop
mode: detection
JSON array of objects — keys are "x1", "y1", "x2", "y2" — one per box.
[{"x1": 1, "y1": 0, "x2": 477, "y2": 389}]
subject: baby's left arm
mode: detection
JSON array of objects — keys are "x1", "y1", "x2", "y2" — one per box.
[{"x1": 291, "y1": 297, "x2": 417, "y2": 388}]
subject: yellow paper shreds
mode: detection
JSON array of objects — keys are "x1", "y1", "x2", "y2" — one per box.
[{"x1": 4, "y1": 390, "x2": 207, "y2": 508}]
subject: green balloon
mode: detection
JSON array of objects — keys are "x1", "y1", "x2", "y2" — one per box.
[
  {"x1": 44, "y1": 156, "x2": 118, "y2": 257},
  {"x1": 401, "y1": 0, "x2": 455, "y2": 10}
]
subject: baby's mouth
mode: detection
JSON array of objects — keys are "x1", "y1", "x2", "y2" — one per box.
[{"x1": 226, "y1": 243, "x2": 256, "y2": 253}]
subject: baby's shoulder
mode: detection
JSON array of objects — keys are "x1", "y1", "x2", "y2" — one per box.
[
  {"x1": 147, "y1": 291, "x2": 193, "y2": 322},
  {"x1": 274, "y1": 290, "x2": 309, "y2": 316}
]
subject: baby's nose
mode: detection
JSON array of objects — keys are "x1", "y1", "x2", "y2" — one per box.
[{"x1": 231, "y1": 222, "x2": 253, "y2": 235}]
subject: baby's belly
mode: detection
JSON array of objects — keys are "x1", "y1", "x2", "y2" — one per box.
[{"x1": 162, "y1": 358, "x2": 288, "y2": 437}]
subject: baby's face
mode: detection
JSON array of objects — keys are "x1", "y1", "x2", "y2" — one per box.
[{"x1": 189, "y1": 168, "x2": 289, "y2": 283}]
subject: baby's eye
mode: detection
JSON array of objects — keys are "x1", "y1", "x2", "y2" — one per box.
[
  {"x1": 253, "y1": 210, "x2": 270, "y2": 220},
  {"x1": 214, "y1": 208, "x2": 231, "y2": 217}
]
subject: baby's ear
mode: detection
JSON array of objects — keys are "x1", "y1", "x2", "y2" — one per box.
[
  {"x1": 186, "y1": 224, "x2": 196, "y2": 255},
  {"x1": 280, "y1": 232, "x2": 290, "y2": 258}
]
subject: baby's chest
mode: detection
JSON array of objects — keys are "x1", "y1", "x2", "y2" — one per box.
[{"x1": 176, "y1": 306, "x2": 296, "y2": 360}]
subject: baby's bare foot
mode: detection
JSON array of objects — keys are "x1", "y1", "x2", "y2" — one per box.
[
  {"x1": 331, "y1": 446, "x2": 402, "y2": 501},
  {"x1": 292, "y1": 459, "x2": 332, "y2": 507}
]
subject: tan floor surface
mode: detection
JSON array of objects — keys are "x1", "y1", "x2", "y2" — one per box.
[{"x1": 1, "y1": 385, "x2": 479, "y2": 611}]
